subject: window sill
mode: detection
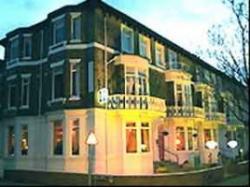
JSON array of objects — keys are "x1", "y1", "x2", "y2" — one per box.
[
  {"x1": 20, "y1": 105, "x2": 29, "y2": 110},
  {"x1": 69, "y1": 96, "x2": 81, "y2": 101},
  {"x1": 47, "y1": 98, "x2": 66, "y2": 105},
  {"x1": 7, "y1": 107, "x2": 17, "y2": 111},
  {"x1": 49, "y1": 41, "x2": 67, "y2": 50},
  {"x1": 70, "y1": 39, "x2": 82, "y2": 43},
  {"x1": 22, "y1": 57, "x2": 32, "y2": 60}
]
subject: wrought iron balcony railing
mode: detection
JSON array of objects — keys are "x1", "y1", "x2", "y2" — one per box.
[
  {"x1": 166, "y1": 106, "x2": 205, "y2": 118},
  {"x1": 108, "y1": 94, "x2": 166, "y2": 112}
]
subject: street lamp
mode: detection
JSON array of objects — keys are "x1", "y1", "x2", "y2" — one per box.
[{"x1": 86, "y1": 131, "x2": 97, "y2": 186}]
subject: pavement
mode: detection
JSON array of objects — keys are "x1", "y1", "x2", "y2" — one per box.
[{"x1": 210, "y1": 174, "x2": 249, "y2": 186}]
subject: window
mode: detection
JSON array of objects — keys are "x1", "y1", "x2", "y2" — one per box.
[
  {"x1": 8, "y1": 126, "x2": 15, "y2": 156},
  {"x1": 139, "y1": 35, "x2": 151, "y2": 59},
  {"x1": 176, "y1": 84, "x2": 183, "y2": 106},
  {"x1": 21, "y1": 75, "x2": 31, "y2": 108},
  {"x1": 168, "y1": 49, "x2": 179, "y2": 69},
  {"x1": 10, "y1": 37, "x2": 19, "y2": 60},
  {"x1": 53, "y1": 16, "x2": 65, "y2": 45},
  {"x1": 8, "y1": 83, "x2": 16, "y2": 109},
  {"x1": 141, "y1": 123, "x2": 150, "y2": 152},
  {"x1": 184, "y1": 85, "x2": 192, "y2": 107},
  {"x1": 88, "y1": 61, "x2": 94, "y2": 93},
  {"x1": 71, "y1": 119, "x2": 80, "y2": 155},
  {"x1": 20, "y1": 125, "x2": 28, "y2": 155},
  {"x1": 53, "y1": 120, "x2": 63, "y2": 155},
  {"x1": 176, "y1": 127, "x2": 185, "y2": 151},
  {"x1": 125, "y1": 67, "x2": 148, "y2": 95},
  {"x1": 204, "y1": 129, "x2": 212, "y2": 148},
  {"x1": 155, "y1": 42, "x2": 165, "y2": 67},
  {"x1": 70, "y1": 61, "x2": 80, "y2": 98},
  {"x1": 71, "y1": 14, "x2": 81, "y2": 41},
  {"x1": 187, "y1": 127, "x2": 193, "y2": 150},
  {"x1": 23, "y1": 35, "x2": 32, "y2": 58},
  {"x1": 121, "y1": 25, "x2": 134, "y2": 53},
  {"x1": 126, "y1": 122, "x2": 137, "y2": 153},
  {"x1": 52, "y1": 68, "x2": 64, "y2": 100}
]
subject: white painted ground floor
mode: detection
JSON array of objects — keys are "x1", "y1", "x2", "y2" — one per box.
[{"x1": 0, "y1": 109, "x2": 248, "y2": 175}]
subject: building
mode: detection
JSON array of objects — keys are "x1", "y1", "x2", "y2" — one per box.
[{"x1": 0, "y1": 0, "x2": 248, "y2": 176}]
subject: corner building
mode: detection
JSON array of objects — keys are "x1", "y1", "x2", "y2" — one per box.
[{"x1": 0, "y1": 0, "x2": 248, "y2": 175}]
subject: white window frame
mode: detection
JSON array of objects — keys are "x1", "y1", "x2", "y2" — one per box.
[
  {"x1": 69, "y1": 59, "x2": 81, "y2": 100},
  {"x1": 7, "y1": 75, "x2": 17, "y2": 110},
  {"x1": 20, "y1": 74, "x2": 31, "y2": 109},
  {"x1": 121, "y1": 24, "x2": 134, "y2": 53},
  {"x1": 70, "y1": 12, "x2": 82, "y2": 43},
  {"x1": 139, "y1": 34, "x2": 151, "y2": 59},
  {"x1": 168, "y1": 49, "x2": 178, "y2": 69},
  {"x1": 70, "y1": 118, "x2": 80, "y2": 156},
  {"x1": 22, "y1": 34, "x2": 32, "y2": 60},
  {"x1": 52, "y1": 14, "x2": 66, "y2": 46},
  {"x1": 155, "y1": 42, "x2": 165, "y2": 68}
]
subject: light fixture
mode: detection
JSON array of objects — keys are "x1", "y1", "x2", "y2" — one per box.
[
  {"x1": 227, "y1": 140, "x2": 238, "y2": 149},
  {"x1": 206, "y1": 140, "x2": 218, "y2": 149}
]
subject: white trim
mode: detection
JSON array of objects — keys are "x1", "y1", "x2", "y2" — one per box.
[
  {"x1": 20, "y1": 105, "x2": 29, "y2": 110},
  {"x1": 7, "y1": 75, "x2": 17, "y2": 81},
  {"x1": 69, "y1": 59, "x2": 81, "y2": 64},
  {"x1": 50, "y1": 60, "x2": 65, "y2": 68},
  {"x1": 47, "y1": 98, "x2": 66, "y2": 105},
  {"x1": 49, "y1": 41, "x2": 67, "y2": 54},
  {"x1": 51, "y1": 14, "x2": 65, "y2": 23},
  {"x1": 7, "y1": 58, "x2": 47, "y2": 69},
  {"x1": 149, "y1": 64, "x2": 165, "y2": 73},
  {"x1": 9, "y1": 35, "x2": 19, "y2": 41},
  {"x1": 22, "y1": 33, "x2": 32, "y2": 37},
  {"x1": 69, "y1": 96, "x2": 81, "y2": 101},
  {"x1": 21, "y1": 74, "x2": 32, "y2": 78}
]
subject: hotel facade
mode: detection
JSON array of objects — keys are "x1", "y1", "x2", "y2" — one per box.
[{"x1": 0, "y1": 0, "x2": 248, "y2": 175}]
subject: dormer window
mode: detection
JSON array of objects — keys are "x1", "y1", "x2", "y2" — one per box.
[
  {"x1": 23, "y1": 34, "x2": 32, "y2": 59},
  {"x1": 155, "y1": 42, "x2": 165, "y2": 68},
  {"x1": 121, "y1": 25, "x2": 134, "y2": 53}
]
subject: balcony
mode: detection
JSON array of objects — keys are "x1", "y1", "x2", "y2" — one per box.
[
  {"x1": 166, "y1": 106, "x2": 205, "y2": 118},
  {"x1": 108, "y1": 94, "x2": 166, "y2": 112},
  {"x1": 206, "y1": 112, "x2": 226, "y2": 123}
]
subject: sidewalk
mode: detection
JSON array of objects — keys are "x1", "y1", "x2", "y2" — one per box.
[
  {"x1": 210, "y1": 174, "x2": 249, "y2": 186},
  {"x1": 0, "y1": 179, "x2": 41, "y2": 186}
]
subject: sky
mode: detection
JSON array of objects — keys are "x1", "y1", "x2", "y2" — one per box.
[{"x1": 0, "y1": 0, "x2": 232, "y2": 67}]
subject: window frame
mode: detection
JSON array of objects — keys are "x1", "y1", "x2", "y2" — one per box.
[
  {"x1": 139, "y1": 34, "x2": 151, "y2": 59},
  {"x1": 70, "y1": 118, "x2": 80, "y2": 156},
  {"x1": 69, "y1": 59, "x2": 81, "y2": 100},
  {"x1": 53, "y1": 120, "x2": 64, "y2": 156},
  {"x1": 10, "y1": 35, "x2": 19, "y2": 61},
  {"x1": 121, "y1": 24, "x2": 134, "y2": 53},
  {"x1": 70, "y1": 13, "x2": 82, "y2": 42},
  {"x1": 22, "y1": 34, "x2": 32, "y2": 59},
  {"x1": 20, "y1": 125, "x2": 29, "y2": 156},
  {"x1": 20, "y1": 74, "x2": 31, "y2": 109},
  {"x1": 52, "y1": 14, "x2": 66, "y2": 46},
  {"x1": 155, "y1": 42, "x2": 165, "y2": 68}
]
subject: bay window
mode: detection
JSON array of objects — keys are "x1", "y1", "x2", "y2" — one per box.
[
  {"x1": 52, "y1": 68, "x2": 64, "y2": 100},
  {"x1": 10, "y1": 36, "x2": 19, "y2": 60},
  {"x1": 23, "y1": 34, "x2": 32, "y2": 58},
  {"x1": 71, "y1": 119, "x2": 80, "y2": 155},
  {"x1": 53, "y1": 15, "x2": 65, "y2": 45},
  {"x1": 21, "y1": 75, "x2": 31, "y2": 108},
  {"x1": 70, "y1": 60, "x2": 80, "y2": 99},
  {"x1": 53, "y1": 120, "x2": 63, "y2": 155},
  {"x1": 8, "y1": 83, "x2": 16, "y2": 109},
  {"x1": 71, "y1": 13, "x2": 81, "y2": 41}
]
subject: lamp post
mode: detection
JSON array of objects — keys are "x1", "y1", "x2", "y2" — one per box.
[{"x1": 86, "y1": 132, "x2": 97, "y2": 186}]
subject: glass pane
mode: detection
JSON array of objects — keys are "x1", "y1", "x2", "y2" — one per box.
[
  {"x1": 176, "y1": 127, "x2": 185, "y2": 151},
  {"x1": 72, "y1": 119, "x2": 80, "y2": 155},
  {"x1": 126, "y1": 129, "x2": 137, "y2": 153},
  {"x1": 54, "y1": 121, "x2": 63, "y2": 155},
  {"x1": 188, "y1": 128, "x2": 193, "y2": 150},
  {"x1": 54, "y1": 72, "x2": 63, "y2": 98},
  {"x1": 141, "y1": 129, "x2": 150, "y2": 152},
  {"x1": 21, "y1": 125, "x2": 28, "y2": 155},
  {"x1": 8, "y1": 126, "x2": 15, "y2": 156}
]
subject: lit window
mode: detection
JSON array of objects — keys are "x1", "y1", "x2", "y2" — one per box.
[
  {"x1": 70, "y1": 62, "x2": 80, "y2": 98},
  {"x1": 141, "y1": 123, "x2": 150, "y2": 152},
  {"x1": 176, "y1": 127, "x2": 185, "y2": 151},
  {"x1": 8, "y1": 126, "x2": 15, "y2": 156},
  {"x1": 8, "y1": 83, "x2": 16, "y2": 109},
  {"x1": 20, "y1": 125, "x2": 28, "y2": 156},
  {"x1": 126, "y1": 122, "x2": 137, "y2": 153},
  {"x1": 204, "y1": 129, "x2": 212, "y2": 148},
  {"x1": 53, "y1": 120, "x2": 63, "y2": 155},
  {"x1": 71, "y1": 119, "x2": 80, "y2": 155},
  {"x1": 187, "y1": 127, "x2": 193, "y2": 150},
  {"x1": 121, "y1": 25, "x2": 134, "y2": 53},
  {"x1": 23, "y1": 35, "x2": 32, "y2": 58},
  {"x1": 155, "y1": 42, "x2": 165, "y2": 67},
  {"x1": 52, "y1": 68, "x2": 64, "y2": 100},
  {"x1": 71, "y1": 15, "x2": 81, "y2": 41},
  {"x1": 21, "y1": 76, "x2": 30, "y2": 108},
  {"x1": 139, "y1": 35, "x2": 150, "y2": 59},
  {"x1": 10, "y1": 37, "x2": 19, "y2": 60},
  {"x1": 53, "y1": 17, "x2": 65, "y2": 44}
]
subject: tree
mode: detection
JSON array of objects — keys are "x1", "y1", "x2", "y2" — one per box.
[{"x1": 199, "y1": 0, "x2": 249, "y2": 126}]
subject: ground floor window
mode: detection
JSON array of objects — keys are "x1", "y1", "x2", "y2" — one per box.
[
  {"x1": 187, "y1": 127, "x2": 193, "y2": 151},
  {"x1": 20, "y1": 125, "x2": 29, "y2": 155},
  {"x1": 176, "y1": 127, "x2": 185, "y2": 151},
  {"x1": 8, "y1": 126, "x2": 15, "y2": 156},
  {"x1": 71, "y1": 119, "x2": 80, "y2": 155},
  {"x1": 53, "y1": 120, "x2": 63, "y2": 155},
  {"x1": 126, "y1": 122, "x2": 150, "y2": 153}
]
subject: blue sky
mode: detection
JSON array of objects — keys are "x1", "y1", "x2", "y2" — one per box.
[{"x1": 0, "y1": 0, "x2": 231, "y2": 66}]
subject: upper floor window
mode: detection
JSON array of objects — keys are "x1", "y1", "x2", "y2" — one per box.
[
  {"x1": 125, "y1": 67, "x2": 148, "y2": 95},
  {"x1": 52, "y1": 15, "x2": 65, "y2": 45},
  {"x1": 168, "y1": 49, "x2": 179, "y2": 69},
  {"x1": 70, "y1": 59, "x2": 81, "y2": 99},
  {"x1": 10, "y1": 36, "x2": 19, "y2": 60},
  {"x1": 8, "y1": 83, "x2": 16, "y2": 109},
  {"x1": 21, "y1": 74, "x2": 31, "y2": 108},
  {"x1": 155, "y1": 42, "x2": 165, "y2": 68},
  {"x1": 121, "y1": 25, "x2": 134, "y2": 53},
  {"x1": 52, "y1": 67, "x2": 64, "y2": 100},
  {"x1": 20, "y1": 125, "x2": 29, "y2": 156},
  {"x1": 53, "y1": 120, "x2": 63, "y2": 155},
  {"x1": 139, "y1": 34, "x2": 151, "y2": 59},
  {"x1": 71, "y1": 13, "x2": 81, "y2": 41},
  {"x1": 23, "y1": 34, "x2": 32, "y2": 59}
]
